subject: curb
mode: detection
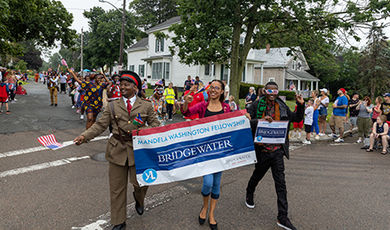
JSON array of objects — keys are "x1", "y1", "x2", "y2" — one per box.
[{"x1": 290, "y1": 127, "x2": 358, "y2": 144}]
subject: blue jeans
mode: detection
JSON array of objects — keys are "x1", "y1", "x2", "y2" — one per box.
[
  {"x1": 201, "y1": 172, "x2": 222, "y2": 199},
  {"x1": 311, "y1": 109, "x2": 319, "y2": 134}
]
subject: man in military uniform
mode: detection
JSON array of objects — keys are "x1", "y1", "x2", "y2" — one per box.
[{"x1": 74, "y1": 71, "x2": 160, "y2": 230}]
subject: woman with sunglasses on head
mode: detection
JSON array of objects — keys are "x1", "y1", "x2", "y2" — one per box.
[
  {"x1": 148, "y1": 86, "x2": 167, "y2": 126},
  {"x1": 182, "y1": 79, "x2": 230, "y2": 230}
]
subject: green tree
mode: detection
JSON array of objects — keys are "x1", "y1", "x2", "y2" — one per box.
[
  {"x1": 48, "y1": 53, "x2": 62, "y2": 70},
  {"x1": 130, "y1": 0, "x2": 178, "y2": 30},
  {"x1": 0, "y1": 0, "x2": 76, "y2": 56},
  {"x1": 358, "y1": 24, "x2": 390, "y2": 97},
  {"x1": 82, "y1": 7, "x2": 145, "y2": 69},
  {"x1": 18, "y1": 41, "x2": 43, "y2": 70},
  {"x1": 15, "y1": 59, "x2": 27, "y2": 72},
  {"x1": 170, "y1": 0, "x2": 390, "y2": 99}
]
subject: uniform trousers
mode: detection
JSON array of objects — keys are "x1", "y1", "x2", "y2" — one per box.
[
  {"x1": 109, "y1": 162, "x2": 148, "y2": 225},
  {"x1": 246, "y1": 149, "x2": 288, "y2": 219},
  {"x1": 49, "y1": 87, "x2": 58, "y2": 104}
]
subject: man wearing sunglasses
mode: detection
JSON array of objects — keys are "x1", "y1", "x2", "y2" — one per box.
[{"x1": 245, "y1": 81, "x2": 304, "y2": 230}]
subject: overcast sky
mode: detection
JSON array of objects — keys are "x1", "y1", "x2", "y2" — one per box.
[
  {"x1": 61, "y1": 0, "x2": 124, "y2": 33},
  {"x1": 43, "y1": 0, "x2": 125, "y2": 60}
]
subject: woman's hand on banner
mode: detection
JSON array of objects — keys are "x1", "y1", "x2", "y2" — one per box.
[{"x1": 245, "y1": 113, "x2": 251, "y2": 120}]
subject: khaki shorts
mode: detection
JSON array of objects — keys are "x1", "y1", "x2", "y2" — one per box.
[{"x1": 329, "y1": 115, "x2": 345, "y2": 129}]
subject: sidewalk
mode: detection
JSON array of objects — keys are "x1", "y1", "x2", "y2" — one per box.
[{"x1": 289, "y1": 123, "x2": 358, "y2": 143}]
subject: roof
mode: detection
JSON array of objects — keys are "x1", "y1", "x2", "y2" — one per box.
[
  {"x1": 142, "y1": 55, "x2": 173, "y2": 61},
  {"x1": 286, "y1": 70, "x2": 320, "y2": 82},
  {"x1": 127, "y1": 37, "x2": 148, "y2": 51},
  {"x1": 146, "y1": 16, "x2": 181, "y2": 33},
  {"x1": 254, "y1": 47, "x2": 304, "y2": 68}
]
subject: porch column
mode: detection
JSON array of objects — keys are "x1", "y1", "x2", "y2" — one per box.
[
  {"x1": 311, "y1": 81, "x2": 314, "y2": 91},
  {"x1": 260, "y1": 64, "x2": 264, "y2": 85},
  {"x1": 316, "y1": 81, "x2": 319, "y2": 90},
  {"x1": 298, "y1": 80, "x2": 301, "y2": 91}
]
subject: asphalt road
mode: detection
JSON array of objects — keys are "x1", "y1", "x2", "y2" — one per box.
[{"x1": 0, "y1": 82, "x2": 389, "y2": 230}]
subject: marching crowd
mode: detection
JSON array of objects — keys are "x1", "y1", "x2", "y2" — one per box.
[{"x1": 2, "y1": 67, "x2": 388, "y2": 230}]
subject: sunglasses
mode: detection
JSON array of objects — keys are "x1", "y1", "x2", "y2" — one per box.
[
  {"x1": 265, "y1": 89, "x2": 279, "y2": 95},
  {"x1": 209, "y1": 86, "x2": 221, "y2": 91}
]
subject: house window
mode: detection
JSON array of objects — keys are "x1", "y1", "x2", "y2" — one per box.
[
  {"x1": 164, "y1": 63, "x2": 170, "y2": 79},
  {"x1": 220, "y1": 64, "x2": 229, "y2": 81},
  {"x1": 213, "y1": 64, "x2": 216, "y2": 76},
  {"x1": 155, "y1": 38, "x2": 164, "y2": 52},
  {"x1": 152, "y1": 62, "x2": 170, "y2": 79},
  {"x1": 297, "y1": 61, "x2": 302, "y2": 71},
  {"x1": 138, "y1": 65, "x2": 145, "y2": 78},
  {"x1": 205, "y1": 64, "x2": 210, "y2": 76},
  {"x1": 292, "y1": 60, "x2": 297, "y2": 70},
  {"x1": 129, "y1": 65, "x2": 135, "y2": 71}
]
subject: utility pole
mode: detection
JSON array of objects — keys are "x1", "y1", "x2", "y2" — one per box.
[
  {"x1": 119, "y1": 0, "x2": 126, "y2": 68},
  {"x1": 81, "y1": 28, "x2": 84, "y2": 76},
  {"x1": 98, "y1": 0, "x2": 126, "y2": 70}
]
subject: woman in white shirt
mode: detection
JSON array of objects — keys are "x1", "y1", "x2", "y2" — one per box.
[{"x1": 318, "y1": 89, "x2": 329, "y2": 136}]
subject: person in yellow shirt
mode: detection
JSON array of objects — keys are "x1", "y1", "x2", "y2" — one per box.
[{"x1": 163, "y1": 82, "x2": 175, "y2": 121}]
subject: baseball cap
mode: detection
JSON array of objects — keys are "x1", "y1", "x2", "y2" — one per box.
[
  {"x1": 383, "y1": 93, "x2": 390, "y2": 97},
  {"x1": 339, "y1": 88, "x2": 346, "y2": 94},
  {"x1": 320, "y1": 88, "x2": 328, "y2": 94}
]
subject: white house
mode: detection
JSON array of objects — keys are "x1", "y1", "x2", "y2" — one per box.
[{"x1": 126, "y1": 16, "x2": 264, "y2": 87}]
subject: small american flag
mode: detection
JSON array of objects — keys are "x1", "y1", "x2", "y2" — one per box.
[
  {"x1": 37, "y1": 134, "x2": 63, "y2": 150},
  {"x1": 155, "y1": 79, "x2": 164, "y2": 86}
]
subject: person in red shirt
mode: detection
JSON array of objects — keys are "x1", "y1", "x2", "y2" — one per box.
[
  {"x1": 183, "y1": 82, "x2": 204, "y2": 120},
  {"x1": 107, "y1": 74, "x2": 121, "y2": 100}
]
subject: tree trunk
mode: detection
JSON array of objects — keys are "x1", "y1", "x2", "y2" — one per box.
[{"x1": 229, "y1": 22, "x2": 242, "y2": 101}]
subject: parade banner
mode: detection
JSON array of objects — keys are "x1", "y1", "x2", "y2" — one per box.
[
  {"x1": 133, "y1": 110, "x2": 256, "y2": 186},
  {"x1": 254, "y1": 120, "x2": 289, "y2": 144}
]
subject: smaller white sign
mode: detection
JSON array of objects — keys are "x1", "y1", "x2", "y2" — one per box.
[{"x1": 254, "y1": 121, "x2": 289, "y2": 144}]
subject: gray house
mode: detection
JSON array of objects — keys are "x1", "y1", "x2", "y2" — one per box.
[{"x1": 254, "y1": 46, "x2": 320, "y2": 94}]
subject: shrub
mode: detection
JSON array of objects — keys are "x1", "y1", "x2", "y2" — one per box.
[
  {"x1": 279, "y1": 90, "x2": 296, "y2": 100},
  {"x1": 239, "y1": 83, "x2": 264, "y2": 99}
]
